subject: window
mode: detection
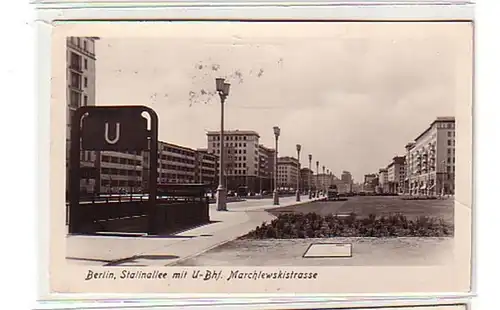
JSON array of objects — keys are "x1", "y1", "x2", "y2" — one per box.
[
  {"x1": 84, "y1": 77, "x2": 88, "y2": 87},
  {"x1": 83, "y1": 40, "x2": 87, "y2": 51},
  {"x1": 69, "y1": 52, "x2": 81, "y2": 71},
  {"x1": 69, "y1": 91, "x2": 81, "y2": 108},
  {"x1": 83, "y1": 95, "x2": 88, "y2": 106},
  {"x1": 84, "y1": 59, "x2": 88, "y2": 70},
  {"x1": 77, "y1": 37, "x2": 81, "y2": 47},
  {"x1": 68, "y1": 110, "x2": 75, "y2": 124},
  {"x1": 70, "y1": 72, "x2": 81, "y2": 89},
  {"x1": 447, "y1": 140, "x2": 452, "y2": 146}
]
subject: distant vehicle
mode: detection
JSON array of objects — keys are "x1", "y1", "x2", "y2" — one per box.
[
  {"x1": 237, "y1": 186, "x2": 249, "y2": 197},
  {"x1": 327, "y1": 185, "x2": 339, "y2": 201}
]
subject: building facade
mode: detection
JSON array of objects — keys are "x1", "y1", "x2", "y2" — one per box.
[
  {"x1": 341, "y1": 171, "x2": 353, "y2": 184},
  {"x1": 196, "y1": 149, "x2": 219, "y2": 189},
  {"x1": 257, "y1": 145, "x2": 275, "y2": 193},
  {"x1": 97, "y1": 151, "x2": 143, "y2": 193},
  {"x1": 363, "y1": 173, "x2": 378, "y2": 193},
  {"x1": 206, "y1": 130, "x2": 270, "y2": 193},
  {"x1": 378, "y1": 168, "x2": 389, "y2": 193},
  {"x1": 314, "y1": 173, "x2": 336, "y2": 191},
  {"x1": 387, "y1": 156, "x2": 405, "y2": 194},
  {"x1": 340, "y1": 171, "x2": 353, "y2": 192},
  {"x1": 141, "y1": 142, "x2": 219, "y2": 191},
  {"x1": 300, "y1": 168, "x2": 314, "y2": 193},
  {"x1": 277, "y1": 156, "x2": 299, "y2": 189},
  {"x1": 66, "y1": 37, "x2": 98, "y2": 194},
  {"x1": 403, "y1": 142, "x2": 416, "y2": 194},
  {"x1": 407, "y1": 117, "x2": 455, "y2": 196}
]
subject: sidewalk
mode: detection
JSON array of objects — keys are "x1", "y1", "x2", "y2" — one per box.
[{"x1": 66, "y1": 195, "x2": 321, "y2": 266}]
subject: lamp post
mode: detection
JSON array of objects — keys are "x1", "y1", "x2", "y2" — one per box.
[
  {"x1": 295, "y1": 144, "x2": 301, "y2": 202},
  {"x1": 326, "y1": 168, "x2": 330, "y2": 187},
  {"x1": 308, "y1": 154, "x2": 312, "y2": 199},
  {"x1": 322, "y1": 165, "x2": 326, "y2": 195},
  {"x1": 215, "y1": 78, "x2": 231, "y2": 211},
  {"x1": 441, "y1": 159, "x2": 446, "y2": 198},
  {"x1": 315, "y1": 160, "x2": 319, "y2": 197},
  {"x1": 272, "y1": 126, "x2": 281, "y2": 205}
]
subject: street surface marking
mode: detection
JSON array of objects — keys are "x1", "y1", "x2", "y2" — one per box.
[{"x1": 303, "y1": 243, "x2": 352, "y2": 258}]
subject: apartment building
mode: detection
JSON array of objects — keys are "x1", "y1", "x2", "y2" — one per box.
[
  {"x1": 403, "y1": 142, "x2": 416, "y2": 194},
  {"x1": 206, "y1": 130, "x2": 261, "y2": 192},
  {"x1": 341, "y1": 171, "x2": 353, "y2": 184},
  {"x1": 314, "y1": 173, "x2": 336, "y2": 191},
  {"x1": 141, "y1": 142, "x2": 219, "y2": 191},
  {"x1": 66, "y1": 36, "x2": 98, "y2": 194},
  {"x1": 277, "y1": 156, "x2": 300, "y2": 189},
  {"x1": 96, "y1": 151, "x2": 143, "y2": 193},
  {"x1": 300, "y1": 168, "x2": 314, "y2": 192},
  {"x1": 406, "y1": 116, "x2": 455, "y2": 195},
  {"x1": 387, "y1": 156, "x2": 405, "y2": 194},
  {"x1": 378, "y1": 168, "x2": 389, "y2": 193},
  {"x1": 363, "y1": 173, "x2": 378, "y2": 193},
  {"x1": 257, "y1": 145, "x2": 275, "y2": 192},
  {"x1": 196, "y1": 148, "x2": 219, "y2": 189}
]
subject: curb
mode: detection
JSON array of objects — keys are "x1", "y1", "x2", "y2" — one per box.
[{"x1": 165, "y1": 198, "x2": 323, "y2": 266}]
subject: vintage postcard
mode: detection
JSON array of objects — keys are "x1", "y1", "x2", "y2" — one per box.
[{"x1": 48, "y1": 21, "x2": 473, "y2": 295}]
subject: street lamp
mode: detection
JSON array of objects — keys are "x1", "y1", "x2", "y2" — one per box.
[
  {"x1": 326, "y1": 168, "x2": 330, "y2": 188},
  {"x1": 272, "y1": 126, "x2": 281, "y2": 205},
  {"x1": 308, "y1": 154, "x2": 312, "y2": 199},
  {"x1": 441, "y1": 159, "x2": 446, "y2": 197},
  {"x1": 322, "y1": 165, "x2": 326, "y2": 195},
  {"x1": 215, "y1": 77, "x2": 231, "y2": 211},
  {"x1": 295, "y1": 144, "x2": 301, "y2": 202},
  {"x1": 315, "y1": 160, "x2": 319, "y2": 197}
]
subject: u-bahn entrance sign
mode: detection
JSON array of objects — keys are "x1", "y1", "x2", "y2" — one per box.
[{"x1": 69, "y1": 106, "x2": 159, "y2": 235}]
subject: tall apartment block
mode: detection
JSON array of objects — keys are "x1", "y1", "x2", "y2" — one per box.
[
  {"x1": 66, "y1": 37, "x2": 98, "y2": 195},
  {"x1": 405, "y1": 117, "x2": 456, "y2": 195},
  {"x1": 140, "y1": 142, "x2": 219, "y2": 192},
  {"x1": 206, "y1": 130, "x2": 274, "y2": 193},
  {"x1": 277, "y1": 156, "x2": 300, "y2": 189}
]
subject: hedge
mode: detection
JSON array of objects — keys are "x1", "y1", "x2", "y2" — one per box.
[{"x1": 240, "y1": 212, "x2": 453, "y2": 239}]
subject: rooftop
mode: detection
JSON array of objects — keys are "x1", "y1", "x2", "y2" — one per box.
[
  {"x1": 414, "y1": 116, "x2": 455, "y2": 142},
  {"x1": 278, "y1": 156, "x2": 299, "y2": 163},
  {"x1": 258, "y1": 144, "x2": 275, "y2": 152},
  {"x1": 206, "y1": 130, "x2": 260, "y2": 137},
  {"x1": 159, "y1": 141, "x2": 197, "y2": 153}
]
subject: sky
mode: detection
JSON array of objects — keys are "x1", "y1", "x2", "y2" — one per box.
[{"x1": 94, "y1": 22, "x2": 469, "y2": 182}]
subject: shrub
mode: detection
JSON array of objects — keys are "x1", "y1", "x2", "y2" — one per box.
[{"x1": 239, "y1": 212, "x2": 453, "y2": 239}]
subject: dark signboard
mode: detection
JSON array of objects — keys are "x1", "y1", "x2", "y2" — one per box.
[
  {"x1": 81, "y1": 109, "x2": 149, "y2": 151},
  {"x1": 69, "y1": 105, "x2": 159, "y2": 235}
]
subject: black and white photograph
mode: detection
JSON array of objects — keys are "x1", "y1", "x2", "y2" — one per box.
[{"x1": 49, "y1": 21, "x2": 473, "y2": 294}]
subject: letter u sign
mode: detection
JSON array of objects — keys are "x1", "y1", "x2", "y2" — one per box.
[{"x1": 104, "y1": 122, "x2": 120, "y2": 144}]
